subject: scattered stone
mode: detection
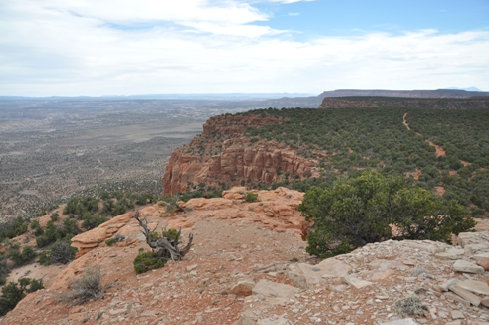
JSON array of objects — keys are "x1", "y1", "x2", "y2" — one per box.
[
  {"x1": 436, "y1": 248, "x2": 465, "y2": 260},
  {"x1": 252, "y1": 279, "x2": 299, "y2": 301},
  {"x1": 452, "y1": 260, "x2": 484, "y2": 274},
  {"x1": 481, "y1": 296, "x2": 489, "y2": 308},
  {"x1": 288, "y1": 258, "x2": 351, "y2": 289},
  {"x1": 380, "y1": 318, "x2": 418, "y2": 325},
  {"x1": 450, "y1": 310, "x2": 464, "y2": 319},
  {"x1": 231, "y1": 280, "x2": 255, "y2": 297},
  {"x1": 448, "y1": 284, "x2": 481, "y2": 306},
  {"x1": 343, "y1": 275, "x2": 373, "y2": 289},
  {"x1": 440, "y1": 278, "x2": 459, "y2": 292},
  {"x1": 257, "y1": 317, "x2": 293, "y2": 325},
  {"x1": 186, "y1": 264, "x2": 198, "y2": 272}
]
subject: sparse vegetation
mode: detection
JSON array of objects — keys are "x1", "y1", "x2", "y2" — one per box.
[
  {"x1": 61, "y1": 267, "x2": 105, "y2": 305},
  {"x1": 105, "y1": 238, "x2": 116, "y2": 246},
  {"x1": 0, "y1": 217, "x2": 28, "y2": 241},
  {"x1": 133, "y1": 213, "x2": 193, "y2": 273},
  {"x1": 394, "y1": 296, "x2": 428, "y2": 317},
  {"x1": 245, "y1": 192, "x2": 258, "y2": 203}
]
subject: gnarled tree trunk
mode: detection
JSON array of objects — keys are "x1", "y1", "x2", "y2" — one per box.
[{"x1": 134, "y1": 212, "x2": 193, "y2": 262}]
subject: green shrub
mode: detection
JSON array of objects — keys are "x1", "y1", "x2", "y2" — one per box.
[
  {"x1": 161, "y1": 228, "x2": 179, "y2": 242},
  {"x1": 133, "y1": 250, "x2": 165, "y2": 274},
  {"x1": 30, "y1": 220, "x2": 44, "y2": 236},
  {"x1": 36, "y1": 220, "x2": 60, "y2": 248},
  {"x1": 0, "y1": 259, "x2": 9, "y2": 286},
  {"x1": 299, "y1": 171, "x2": 475, "y2": 258},
  {"x1": 81, "y1": 214, "x2": 107, "y2": 230},
  {"x1": 0, "y1": 217, "x2": 28, "y2": 240},
  {"x1": 105, "y1": 238, "x2": 116, "y2": 246},
  {"x1": 0, "y1": 278, "x2": 44, "y2": 316},
  {"x1": 245, "y1": 192, "x2": 258, "y2": 203},
  {"x1": 41, "y1": 240, "x2": 77, "y2": 265},
  {"x1": 50, "y1": 212, "x2": 59, "y2": 221},
  {"x1": 8, "y1": 245, "x2": 37, "y2": 266}
]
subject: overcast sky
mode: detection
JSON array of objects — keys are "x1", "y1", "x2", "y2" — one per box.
[{"x1": 1, "y1": 0, "x2": 488, "y2": 96}]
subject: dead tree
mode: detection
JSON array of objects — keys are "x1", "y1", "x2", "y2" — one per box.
[{"x1": 134, "y1": 212, "x2": 193, "y2": 262}]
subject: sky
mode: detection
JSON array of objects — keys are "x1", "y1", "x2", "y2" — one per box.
[{"x1": 1, "y1": 0, "x2": 488, "y2": 96}]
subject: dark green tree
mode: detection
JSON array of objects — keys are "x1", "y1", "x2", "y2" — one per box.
[{"x1": 299, "y1": 171, "x2": 475, "y2": 258}]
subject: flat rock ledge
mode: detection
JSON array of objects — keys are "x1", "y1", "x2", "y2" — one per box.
[{"x1": 237, "y1": 231, "x2": 489, "y2": 325}]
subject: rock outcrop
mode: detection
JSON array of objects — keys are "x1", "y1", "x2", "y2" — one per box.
[
  {"x1": 1, "y1": 189, "x2": 489, "y2": 324},
  {"x1": 162, "y1": 113, "x2": 321, "y2": 195}
]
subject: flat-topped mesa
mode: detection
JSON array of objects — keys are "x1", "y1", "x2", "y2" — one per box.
[
  {"x1": 162, "y1": 113, "x2": 320, "y2": 195},
  {"x1": 319, "y1": 96, "x2": 489, "y2": 109},
  {"x1": 202, "y1": 113, "x2": 282, "y2": 137}
]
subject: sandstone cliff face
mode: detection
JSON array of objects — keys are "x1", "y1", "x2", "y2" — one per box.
[{"x1": 162, "y1": 113, "x2": 319, "y2": 195}]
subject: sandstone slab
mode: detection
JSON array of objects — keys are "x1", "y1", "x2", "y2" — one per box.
[
  {"x1": 474, "y1": 252, "x2": 489, "y2": 271},
  {"x1": 457, "y1": 279, "x2": 489, "y2": 296},
  {"x1": 448, "y1": 284, "x2": 481, "y2": 306},
  {"x1": 435, "y1": 247, "x2": 465, "y2": 260},
  {"x1": 452, "y1": 259, "x2": 484, "y2": 274}
]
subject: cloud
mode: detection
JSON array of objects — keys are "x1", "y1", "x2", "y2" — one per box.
[{"x1": 0, "y1": 1, "x2": 488, "y2": 95}]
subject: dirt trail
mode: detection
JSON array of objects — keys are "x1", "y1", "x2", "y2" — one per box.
[
  {"x1": 402, "y1": 112, "x2": 410, "y2": 130},
  {"x1": 402, "y1": 112, "x2": 446, "y2": 158}
]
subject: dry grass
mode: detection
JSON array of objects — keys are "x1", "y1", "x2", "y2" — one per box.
[{"x1": 60, "y1": 267, "x2": 107, "y2": 305}]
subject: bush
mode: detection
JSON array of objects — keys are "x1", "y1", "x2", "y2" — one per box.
[
  {"x1": 36, "y1": 220, "x2": 60, "y2": 248},
  {"x1": 30, "y1": 219, "x2": 44, "y2": 236},
  {"x1": 41, "y1": 240, "x2": 77, "y2": 265},
  {"x1": 8, "y1": 245, "x2": 37, "y2": 266},
  {"x1": 0, "y1": 259, "x2": 9, "y2": 286},
  {"x1": 81, "y1": 214, "x2": 107, "y2": 230},
  {"x1": 0, "y1": 217, "x2": 28, "y2": 240},
  {"x1": 0, "y1": 278, "x2": 44, "y2": 316},
  {"x1": 299, "y1": 171, "x2": 475, "y2": 258},
  {"x1": 245, "y1": 192, "x2": 258, "y2": 203},
  {"x1": 133, "y1": 250, "x2": 166, "y2": 274},
  {"x1": 105, "y1": 238, "x2": 116, "y2": 246},
  {"x1": 61, "y1": 267, "x2": 105, "y2": 305},
  {"x1": 50, "y1": 212, "x2": 59, "y2": 222}
]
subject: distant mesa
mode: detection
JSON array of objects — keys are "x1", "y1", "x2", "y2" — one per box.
[{"x1": 318, "y1": 88, "x2": 489, "y2": 99}]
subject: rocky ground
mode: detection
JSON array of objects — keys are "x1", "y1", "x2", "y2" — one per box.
[{"x1": 1, "y1": 187, "x2": 488, "y2": 324}]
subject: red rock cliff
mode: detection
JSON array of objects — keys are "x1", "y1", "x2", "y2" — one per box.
[{"x1": 162, "y1": 113, "x2": 320, "y2": 195}]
